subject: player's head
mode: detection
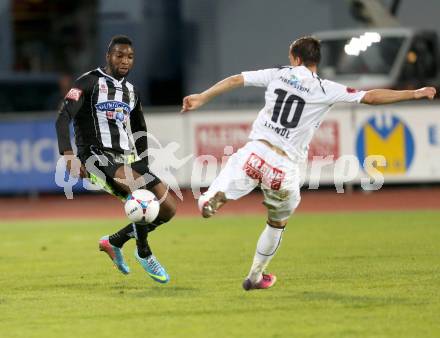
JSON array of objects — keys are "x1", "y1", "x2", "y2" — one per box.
[
  {"x1": 289, "y1": 36, "x2": 321, "y2": 68},
  {"x1": 106, "y1": 35, "x2": 134, "y2": 79}
]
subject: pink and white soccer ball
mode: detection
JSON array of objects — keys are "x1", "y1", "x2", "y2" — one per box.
[{"x1": 124, "y1": 189, "x2": 160, "y2": 223}]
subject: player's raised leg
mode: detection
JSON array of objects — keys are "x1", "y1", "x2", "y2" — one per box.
[
  {"x1": 198, "y1": 191, "x2": 227, "y2": 218},
  {"x1": 198, "y1": 144, "x2": 259, "y2": 218}
]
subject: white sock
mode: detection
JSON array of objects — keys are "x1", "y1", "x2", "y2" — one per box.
[{"x1": 247, "y1": 224, "x2": 284, "y2": 283}]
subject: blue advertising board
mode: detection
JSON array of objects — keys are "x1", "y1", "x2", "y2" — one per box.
[{"x1": 0, "y1": 117, "x2": 83, "y2": 193}]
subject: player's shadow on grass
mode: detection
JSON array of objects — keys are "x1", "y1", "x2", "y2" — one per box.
[
  {"x1": 296, "y1": 291, "x2": 426, "y2": 308},
  {"x1": 110, "y1": 285, "x2": 199, "y2": 298}
]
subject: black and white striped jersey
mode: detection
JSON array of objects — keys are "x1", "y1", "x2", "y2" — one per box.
[{"x1": 56, "y1": 67, "x2": 148, "y2": 157}]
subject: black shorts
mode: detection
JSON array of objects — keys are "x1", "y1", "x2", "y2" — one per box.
[{"x1": 78, "y1": 145, "x2": 161, "y2": 195}]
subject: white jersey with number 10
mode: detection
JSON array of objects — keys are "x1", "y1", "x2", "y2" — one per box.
[{"x1": 242, "y1": 65, "x2": 366, "y2": 162}]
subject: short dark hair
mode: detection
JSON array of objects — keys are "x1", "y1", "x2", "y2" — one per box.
[
  {"x1": 290, "y1": 36, "x2": 321, "y2": 67},
  {"x1": 107, "y1": 35, "x2": 133, "y2": 53}
]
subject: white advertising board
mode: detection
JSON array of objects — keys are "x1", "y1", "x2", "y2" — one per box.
[{"x1": 144, "y1": 103, "x2": 440, "y2": 189}]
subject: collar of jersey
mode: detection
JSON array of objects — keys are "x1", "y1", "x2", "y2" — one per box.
[
  {"x1": 293, "y1": 65, "x2": 317, "y2": 78},
  {"x1": 97, "y1": 67, "x2": 125, "y2": 84}
]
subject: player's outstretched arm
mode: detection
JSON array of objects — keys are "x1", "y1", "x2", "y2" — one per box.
[
  {"x1": 181, "y1": 74, "x2": 244, "y2": 112},
  {"x1": 361, "y1": 87, "x2": 437, "y2": 105}
]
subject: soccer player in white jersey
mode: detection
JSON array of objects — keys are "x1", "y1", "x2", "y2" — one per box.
[{"x1": 182, "y1": 36, "x2": 436, "y2": 291}]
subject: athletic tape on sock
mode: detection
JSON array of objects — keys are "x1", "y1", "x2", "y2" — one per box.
[{"x1": 256, "y1": 224, "x2": 284, "y2": 257}]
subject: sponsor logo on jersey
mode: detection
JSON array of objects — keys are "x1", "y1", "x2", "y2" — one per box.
[
  {"x1": 65, "y1": 88, "x2": 83, "y2": 101},
  {"x1": 95, "y1": 100, "x2": 130, "y2": 112},
  {"x1": 244, "y1": 153, "x2": 285, "y2": 190},
  {"x1": 105, "y1": 108, "x2": 127, "y2": 122},
  {"x1": 346, "y1": 87, "x2": 358, "y2": 93},
  {"x1": 99, "y1": 84, "x2": 108, "y2": 94},
  {"x1": 96, "y1": 101, "x2": 131, "y2": 122},
  {"x1": 356, "y1": 115, "x2": 414, "y2": 174},
  {"x1": 279, "y1": 75, "x2": 310, "y2": 93}
]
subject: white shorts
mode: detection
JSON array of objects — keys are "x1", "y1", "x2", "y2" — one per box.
[{"x1": 201, "y1": 141, "x2": 301, "y2": 221}]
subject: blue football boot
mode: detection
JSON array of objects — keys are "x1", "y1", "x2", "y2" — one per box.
[{"x1": 134, "y1": 250, "x2": 170, "y2": 284}]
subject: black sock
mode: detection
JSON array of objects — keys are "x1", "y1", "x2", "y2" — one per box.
[
  {"x1": 134, "y1": 223, "x2": 152, "y2": 258},
  {"x1": 146, "y1": 221, "x2": 160, "y2": 233},
  {"x1": 109, "y1": 223, "x2": 135, "y2": 248}
]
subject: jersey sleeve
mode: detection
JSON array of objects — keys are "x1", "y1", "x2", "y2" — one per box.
[
  {"x1": 322, "y1": 80, "x2": 366, "y2": 105},
  {"x1": 55, "y1": 75, "x2": 93, "y2": 154},
  {"x1": 129, "y1": 93, "x2": 149, "y2": 164},
  {"x1": 241, "y1": 68, "x2": 279, "y2": 87}
]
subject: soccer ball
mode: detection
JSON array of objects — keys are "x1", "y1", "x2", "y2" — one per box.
[{"x1": 124, "y1": 189, "x2": 160, "y2": 223}]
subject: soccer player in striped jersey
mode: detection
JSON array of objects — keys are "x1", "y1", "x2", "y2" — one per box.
[
  {"x1": 182, "y1": 36, "x2": 436, "y2": 291},
  {"x1": 56, "y1": 35, "x2": 176, "y2": 284}
]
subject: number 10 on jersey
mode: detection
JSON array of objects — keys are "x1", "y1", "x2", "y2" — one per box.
[{"x1": 271, "y1": 89, "x2": 305, "y2": 128}]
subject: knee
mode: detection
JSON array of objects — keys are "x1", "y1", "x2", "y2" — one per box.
[
  {"x1": 157, "y1": 202, "x2": 177, "y2": 223},
  {"x1": 163, "y1": 205, "x2": 177, "y2": 222},
  {"x1": 282, "y1": 193, "x2": 301, "y2": 220},
  {"x1": 265, "y1": 189, "x2": 301, "y2": 223}
]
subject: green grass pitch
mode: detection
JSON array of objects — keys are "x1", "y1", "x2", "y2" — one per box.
[{"x1": 1, "y1": 211, "x2": 439, "y2": 338}]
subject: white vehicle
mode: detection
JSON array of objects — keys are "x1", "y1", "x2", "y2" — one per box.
[{"x1": 314, "y1": 28, "x2": 439, "y2": 91}]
